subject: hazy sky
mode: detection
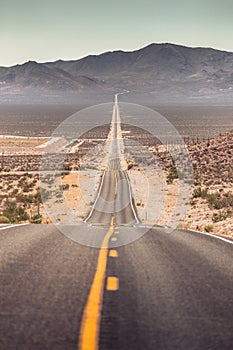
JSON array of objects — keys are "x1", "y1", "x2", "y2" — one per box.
[{"x1": 1, "y1": 0, "x2": 233, "y2": 66}]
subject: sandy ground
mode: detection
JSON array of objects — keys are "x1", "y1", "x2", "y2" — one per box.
[
  {"x1": 39, "y1": 170, "x2": 101, "y2": 224},
  {"x1": 128, "y1": 166, "x2": 183, "y2": 228},
  {"x1": 1, "y1": 133, "x2": 232, "y2": 237},
  {"x1": 0, "y1": 135, "x2": 48, "y2": 154},
  {"x1": 179, "y1": 184, "x2": 233, "y2": 236},
  {"x1": 129, "y1": 164, "x2": 233, "y2": 237}
]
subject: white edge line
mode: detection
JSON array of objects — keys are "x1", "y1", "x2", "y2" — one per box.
[
  {"x1": 125, "y1": 172, "x2": 140, "y2": 224},
  {"x1": 188, "y1": 229, "x2": 233, "y2": 245},
  {"x1": 114, "y1": 171, "x2": 118, "y2": 197},
  {"x1": 84, "y1": 171, "x2": 106, "y2": 223},
  {"x1": 116, "y1": 98, "x2": 139, "y2": 224},
  {"x1": 0, "y1": 223, "x2": 30, "y2": 231}
]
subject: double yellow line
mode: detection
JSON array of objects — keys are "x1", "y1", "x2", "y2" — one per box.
[{"x1": 78, "y1": 217, "x2": 115, "y2": 350}]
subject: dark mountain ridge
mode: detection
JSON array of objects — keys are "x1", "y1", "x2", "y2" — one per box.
[
  {"x1": 45, "y1": 43, "x2": 233, "y2": 78},
  {"x1": 0, "y1": 43, "x2": 233, "y2": 103}
]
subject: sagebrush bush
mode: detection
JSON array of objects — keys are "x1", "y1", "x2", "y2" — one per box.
[{"x1": 0, "y1": 216, "x2": 10, "y2": 224}]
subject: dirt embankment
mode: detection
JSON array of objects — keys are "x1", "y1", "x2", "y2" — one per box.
[{"x1": 127, "y1": 129, "x2": 233, "y2": 236}]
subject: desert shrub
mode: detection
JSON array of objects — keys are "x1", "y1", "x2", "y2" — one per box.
[
  {"x1": 12, "y1": 188, "x2": 18, "y2": 195},
  {"x1": 63, "y1": 165, "x2": 72, "y2": 171},
  {"x1": 207, "y1": 193, "x2": 222, "y2": 209},
  {"x1": 206, "y1": 193, "x2": 233, "y2": 210},
  {"x1": 204, "y1": 224, "x2": 214, "y2": 233},
  {"x1": 30, "y1": 214, "x2": 42, "y2": 224},
  {"x1": 193, "y1": 188, "x2": 233, "y2": 210},
  {"x1": 59, "y1": 184, "x2": 69, "y2": 191},
  {"x1": 21, "y1": 181, "x2": 35, "y2": 192},
  {"x1": 166, "y1": 166, "x2": 179, "y2": 184},
  {"x1": 15, "y1": 193, "x2": 35, "y2": 205},
  {"x1": 212, "y1": 210, "x2": 231, "y2": 223},
  {"x1": 16, "y1": 194, "x2": 28, "y2": 203},
  {"x1": 18, "y1": 177, "x2": 27, "y2": 185},
  {"x1": 55, "y1": 191, "x2": 62, "y2": 198},
  {"x1": 0, "y1": 216, "x2": 10, "y2": 224},
  {"x1": 26, "y1": 194, "x2": 35, "y2": 203},
  {"x1": 55, "y1": 199, "x2": 63, "y2": 203},
  {"x1": 193, "y1": 187, "x2": 208, "y2": 199},
  {"x1": 3, "y1": 204, "x2": 29, "y2": 223}
]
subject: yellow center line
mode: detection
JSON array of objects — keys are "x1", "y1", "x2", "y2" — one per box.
[
  {"x1": 111, "y1": 237, "x2": 117, "y2": 242},
  {"x1": 109, "y1": 249, "x2": 118, "y2": 258},
  {"x1": 106, "y1": 276, "x2": 119, "y2": 291},
  {"x1": 78, "y1": 217, "x2": 115, "y2": 350}
]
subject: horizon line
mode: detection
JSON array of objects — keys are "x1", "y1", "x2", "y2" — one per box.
[{"x1": 1, "y1": 41, "x2": 233, "y2": 68}]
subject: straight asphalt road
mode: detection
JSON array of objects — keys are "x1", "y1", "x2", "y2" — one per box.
[
  {"x1": 0, "y1": 224, "x2": 233, "y2": 349},
  {"x1": 1, "y1": 95, "x2": 232, "y2": 349},
  {"x1": 85, "y1": 96, "x2": 138, "y2": 226}
]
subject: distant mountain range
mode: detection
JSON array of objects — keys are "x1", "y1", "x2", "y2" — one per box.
[{"x1": 0, "y1": 43, "x2": 233, "y2": 104}]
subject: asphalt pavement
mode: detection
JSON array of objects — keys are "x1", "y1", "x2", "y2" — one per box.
[{"x1": 0, "y1": 224, "x2": 233, "y2": 349}]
